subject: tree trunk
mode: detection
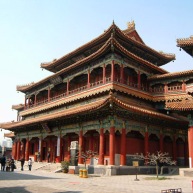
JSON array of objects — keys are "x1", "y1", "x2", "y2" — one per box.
[{"x1": 156, "y1": 163, "x2": 159, "y2": 178}]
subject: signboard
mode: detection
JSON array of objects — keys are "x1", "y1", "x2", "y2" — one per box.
[{"x1": 132, "y1": 161, "x2": 139, "y2": 167}]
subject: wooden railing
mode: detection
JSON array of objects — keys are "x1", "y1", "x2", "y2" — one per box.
[
  {"x1": 24, "y1": 79, "x2": 185, "y2": 110},
  {"x1": 168, "y1": 85, "x2": 182, "y2": 92}
]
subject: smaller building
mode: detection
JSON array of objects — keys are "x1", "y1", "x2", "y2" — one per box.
[{"x1": 0, "y1": 130, "x2": 13, "y2": 158}]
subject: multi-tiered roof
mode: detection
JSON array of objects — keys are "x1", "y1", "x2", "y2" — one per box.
[{"x1": 2, "y1": 22, "x2": 187, "y2": 131}]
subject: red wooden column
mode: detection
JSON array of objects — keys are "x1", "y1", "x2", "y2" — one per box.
[
  {"x1": 22, "y1": 140, "x2": 26, "y2": 159},
  {"x1": 173, "y1": 135, "x2": 177, "y2": 161},
  {"x1": 25, "y1": 138, "x2": 30, "y2": 161},
  {"x1": 182, "y1": 81, "x2": 186, "y2": 92},
  {"x1": 109, "y1": 123, "x2": 115, "y2": 165},
  {"x1": 67, "y1": 79, "x2": 69, "y2": 95},
  {"x1": 111, "y1": 60, "x2": 115, "y2": 82},
  {"x1": 78, "y1": 130, "x2": 83, "y2": 164},
  {"x1": 67, "y1": 136, "x2": 71, "y2": 161},
  {"x1": 137, "y1": 70, "x2": 141, "y2": 89},
  {"x1": 120, "y1": 64, "x2": 124, "y2": 84},
  {"x1": 87, "y1": 69, "x2": 90, "y2": 88},
  {"x1": 13, "y1": 140, "x2": 17, "y2": 160},
  {"x1": 144, "y1": 127, "x2": 149, "y2": 156},
  {"x1": 34, "y1": 93, "x2": 37, "y2": 106},
  {"x1": 120, "y1": 127, "x2": 126, "y2": 165},
  {"x1": 164, "y1": 84, "x2": 168, "y2": 93},
  {"x1": 48, "y1": 87, "x2": 51, "y2": 102},
  {"x1": 103, "y1": 64, "x2": 106, "y2": 84},
  {"x1": 159, "y1": 132, "x2": 164, "y2": 152},
  {"x1": 28, "y1": 96, "x2": 30, "y2": 108},
  {"x1": 98, "y1": 128, "x2": 104, "y2": 165},
  {"x1": 188, "y1": 126, "x2": 193, "y2": 168},
  {"x1": 16, "y1": 140, "x2": 21, "y2": 160},
  {"x1": 24, "y1": 95, "x2": 27, "y2": 109}
]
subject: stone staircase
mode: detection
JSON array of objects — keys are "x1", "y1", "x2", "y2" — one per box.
[{"x1": 15, "y1": 161, "x2": 61, "y2": 172}]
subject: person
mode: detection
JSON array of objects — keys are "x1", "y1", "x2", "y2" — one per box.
[
  {"x1": 20, "y1": 157, "x2": 25, "y2": 171},
  {"x1": 10, "y1": 158, "x2": 15, "y2": 172},
  {"x1": 47, "y1": 152, "x2": 50, "y2": 163},
  {"x1": 28, "y1": 158, "x2": 32, "y2": 171},
  {"x1": 1, "y1": 155, "x2": 6, "y2": 171},
  {"x1": 6, "y1": 158, "x2": 11, "y2": 172}
]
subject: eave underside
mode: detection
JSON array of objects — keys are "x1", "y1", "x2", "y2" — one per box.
[{"x1": 1, "y1": 93, "x2": 188, "y2": 132}]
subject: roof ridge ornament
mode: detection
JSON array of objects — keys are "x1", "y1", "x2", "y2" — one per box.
[{"x1": 127, "y1": 20, "x2": 135, "y2": 30}]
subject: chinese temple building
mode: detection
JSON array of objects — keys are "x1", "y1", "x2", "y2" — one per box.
[{"x1": 1, "y1": 21, "x2": 193, "y2": 175}]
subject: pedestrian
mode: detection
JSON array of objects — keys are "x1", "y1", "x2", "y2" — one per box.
[
  {"x1": 20, "y1": 157, "x2": 25, "y2": 171},
  {"x1": 1, "y1": 155, "x2": 6, "y2": 171},
  {"x1": 10, "y1": 158, "x2": 15, "y2": 172},
  {"x1": 28, "y1": 158, "x2": 32, "y2": 171},
  {"x1": 6, "y1": 158, "x2": 11, "y2": 172},
  {"x1": 47, "y1": 152, "x2": 50, "y2": 163}
]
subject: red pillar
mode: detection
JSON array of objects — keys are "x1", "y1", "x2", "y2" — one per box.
[
  {"x1": 173, "y1": 135, "x2": 177, "y2": 161},
  {"x1": 159, "y1": 133, "x2": 164, "y2": 152},
  {"x1": 13, "y1": 141, "x2": 17, "y2": 160},
  {"x1": 78, "y1": 130, "x2": 83, "y2": 164},
  {"x1": 34, "y1": 142, "x2": 37, "y2": 162},
  {"x1": 16, "y1": 140, "x2": 21, "y2": 160},
  {"x1": 34, "y1": 94, "x2": 37, "y2": 106},
  {"x1": 67, "y1": 79, "x2": 69, "y2": 95},
  {"x1": 21, "y1": 140, "x2": 26, "y2": 159},
  {"x1": 28, "y1": 97, "x2": 30, "y2": 108},
  {"x1": 25, "y1": 139, "x2": 30, "y2": 161},
  {"x1": 24, "y1": 95, "x2": 27, "y2": 109},
  {"x1": 120, "y1": 128, "x2": 126, "y2": 165},
  {"x1": 182, "y1": 81, "x2": 186, "y2": 92},
  {"x1": 109, "y1": 127, "x2": 115, "y2": 165},
  {"x1": 98, "y1": 128, "x2": 104, "y2": 165},
  {"x1": 120, "y1": 64, "x2": 124, "y2": 83},
  {"x1": 164, "y1": 84, "x2": 168, "y2": 93},
  {"x1": 87, "y1": 69, "x2": 90, "y2": 88},
  {"x1": 67, "y1": 136, "x2": 71, "y2": 161},
  {"x1": 111, "y1": 60, "x2": 115, "y2": 82},
  {"x1": 137, "y1": 70, "x2": 141, "y2": 89},
  {"x1": 188, "y1": 126, "x2": 193, "y2": 168},
  {"x1": 144, "y1": 129, "x2": 149, "y2": 156},
  {"x1": 103, "y1": 64, "x2": 106, "y2": 84},
  {"x1": 48, "y1": 87, "x2": 51, "y2": 102}
]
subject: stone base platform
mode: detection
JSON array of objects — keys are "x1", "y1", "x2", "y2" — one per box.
[{"x1": 69, "y1": 165, "x2": 179, "y2": 176}]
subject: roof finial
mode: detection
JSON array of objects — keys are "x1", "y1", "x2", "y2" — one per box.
[
  {"x1": 127, "y1": 20, "x2": 135, "y2": 30},
  {"x1": 112, "y1": 20, "x2": 115, "y2": 25}
]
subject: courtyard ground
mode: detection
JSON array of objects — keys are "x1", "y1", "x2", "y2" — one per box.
[{"x1": 0, "y1": 162, "x2": 192, "y2": 193}]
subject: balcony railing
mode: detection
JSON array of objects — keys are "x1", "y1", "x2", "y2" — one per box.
[
  {"x1": 24, "y1": 79, "x2": 185, "y2": 110},
  {"x1": 168, "y1": 85, "x2": 182, "y2": 92}
]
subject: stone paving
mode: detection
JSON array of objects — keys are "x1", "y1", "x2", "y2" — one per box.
[{"x1": 0, "y1": 163, "x2": 193, "y2": 193}]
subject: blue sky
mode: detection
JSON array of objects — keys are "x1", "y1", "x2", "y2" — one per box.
[{"x1": 0, "y1": 0, "x2": 193, "y2": 124}]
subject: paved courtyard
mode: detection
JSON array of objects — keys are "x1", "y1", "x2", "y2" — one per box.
[{"x1": 0, "y1": 165, "x2": 192, "y2": 193}]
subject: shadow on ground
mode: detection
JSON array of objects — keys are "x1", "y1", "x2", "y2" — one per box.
[
  {"x1": 0, "y1": 171, "x2": 63, "y2": 181},
  {"x1": 0, "y1": 186, "x2": 82, "y2": 193}
]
